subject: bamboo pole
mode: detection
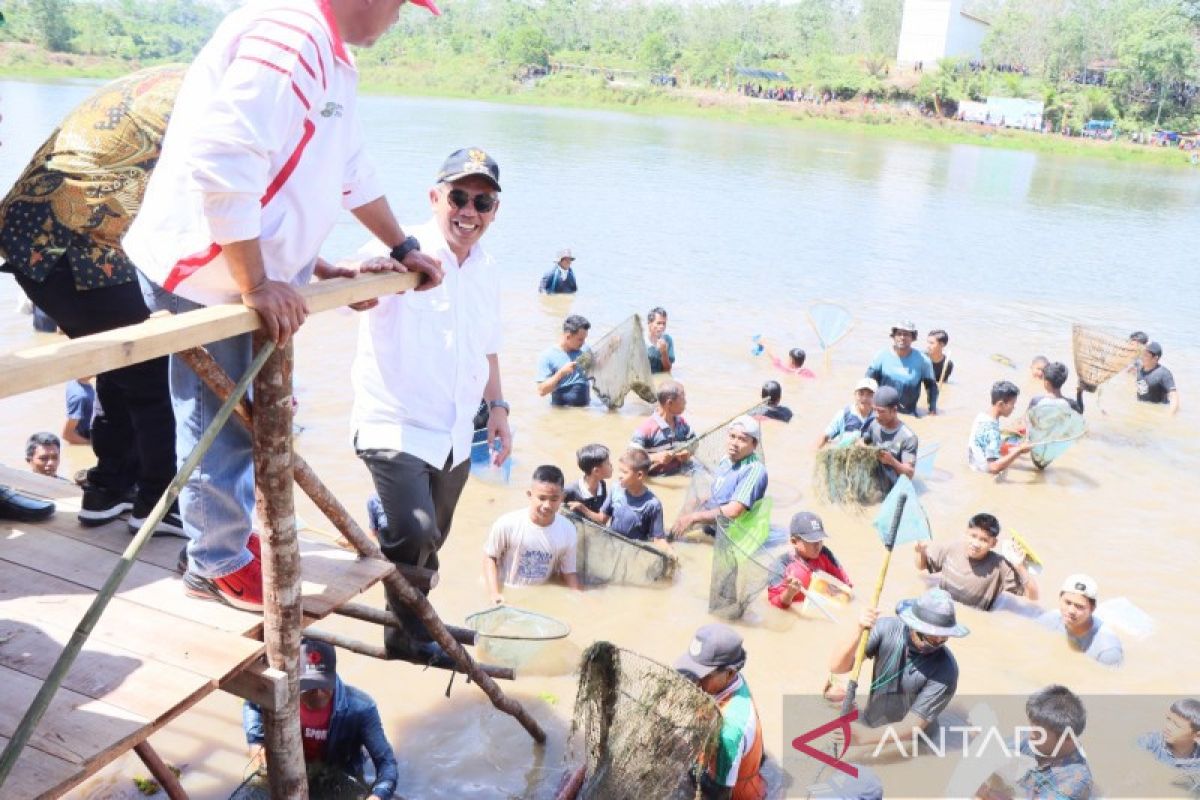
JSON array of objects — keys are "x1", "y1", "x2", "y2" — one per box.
[
  {"x1": 175, "y1": 346, "x2": 548, "y2": 744},
  {"x1": 303, "y1": 628, "x2": 514, "y2": 681},
  {"x1": 0, "y1": 344, "x2": 274, "y2": 793},
  {"x1": 251, "y1": 335, "x2": 307, "y2": 800}
]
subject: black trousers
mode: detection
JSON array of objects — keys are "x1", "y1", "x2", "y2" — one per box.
[
  {"x1": 358, "y1": 448, "x2": 470, "y2": 649},
  {"x1": 12, "y1": 257, "x2": 176, "y2": 502}
]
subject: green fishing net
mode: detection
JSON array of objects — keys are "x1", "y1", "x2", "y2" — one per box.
[
  {"x1": 566, "y1": 641, "x2": 723, "y2": 800},
  {"x1": 813, "y1": 443, "x2": 885, "y2": 505},
  {"x1": 708, "y1": 499, "x2": 791, "y2": 620},
  {"x1": 463, "y1": 605, "x2": 570, "y2": 668},
  {"x1": 571, "y1": 512, "x2": 677, "y2": 587},
  {"x1": 807, "y1": 301, "x2": 854, "y2": 352},
  {"x1": 575, "y1": 314, "x2": 657, "y2": 409}
]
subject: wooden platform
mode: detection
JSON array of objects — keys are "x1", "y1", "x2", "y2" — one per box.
[{"x1": 0, "y1": 467, "x2": 393, "y2": 800}]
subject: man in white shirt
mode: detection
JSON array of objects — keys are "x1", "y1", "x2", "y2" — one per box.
[
  {"x1": 124, "y1": 0, "x2": 444, "y2": 612},
  {"x1": 483, "y1": 465, "x2": 581, "y2": 605},
  {"x1": 350, "y1": 148, "x2": 512, "y2": 662}
]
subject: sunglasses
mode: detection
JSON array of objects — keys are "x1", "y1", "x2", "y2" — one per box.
[{"x1": 446, "y1": 188, "x2": 498, "y2": 213}]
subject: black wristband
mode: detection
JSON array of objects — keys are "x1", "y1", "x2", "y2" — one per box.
[{"x1": 390, "y1": 235, "x2": 421, "y2": 263}]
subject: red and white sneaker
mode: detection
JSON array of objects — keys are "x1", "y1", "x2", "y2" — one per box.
[
  {"x1": 183, "y1": 558, "x2": 263, "y2": 612},
  {"x1": 247, "y1": 531, "x2": 261, "y2": 561}
]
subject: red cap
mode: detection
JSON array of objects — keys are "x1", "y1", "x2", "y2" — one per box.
[{"x1": 410, "y1": 0, "x2": 442, "y2": 15}]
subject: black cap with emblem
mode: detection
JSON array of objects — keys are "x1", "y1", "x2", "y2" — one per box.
[{"x1": 437, "y1": 148, "x2": 501, "y2": 192}]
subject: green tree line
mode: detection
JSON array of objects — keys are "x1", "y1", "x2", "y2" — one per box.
[{"x1": 5, "y1": 0, "x2": 1200, "y2": 129}]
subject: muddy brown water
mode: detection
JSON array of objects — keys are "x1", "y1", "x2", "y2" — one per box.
[{"x1": 1, "y1": 81, "x2": 1196, "y2": 799}]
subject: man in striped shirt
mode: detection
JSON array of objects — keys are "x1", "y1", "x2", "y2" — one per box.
[{"x1": 124, "y1": 0, "x2": 444, "y2": 611}]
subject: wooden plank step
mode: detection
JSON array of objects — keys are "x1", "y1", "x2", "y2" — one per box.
[
  {"x1": 0, "y1": 560, "x2": 261, "y2": 682},
  {"x1": 0, "y1": 618, "x2": 211, "y2": 722},
  {"x1": 0, "y1": 734, "x2": 79, "y2": 800},
  {"x1": 0, "y1": 665, "x2": 147, "y2": 765},
  {"x1": 0, "y1": 527, "x2": 254, "y2": 635}
]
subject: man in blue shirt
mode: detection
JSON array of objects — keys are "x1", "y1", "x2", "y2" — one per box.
[
  {"x1": 671, "y1": 416, "x2": 768, "y2": 537},
  {"x1": 63, "y1": 377, "x2": 96, "y2": 444},
  {"x1": 538, "y1": 248, "x2": 578, "y2": 294},
  {"x1": 243, "y1": 638, "x2": 398, "y2": 798},
  {"x1": 537, "y1": 314, "x2": 592, "y2": 406},
  {"x1": 865, "y1": 321, "x2": 938, "y2": 416}
]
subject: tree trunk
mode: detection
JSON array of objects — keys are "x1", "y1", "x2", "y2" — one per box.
[{"x1": 252, "y1": 336, "x2": 308, "y2": 800}]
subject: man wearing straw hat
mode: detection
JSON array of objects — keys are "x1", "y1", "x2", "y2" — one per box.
[
  {"x1": 826, "y1": 588, "x2": 968, "y2": 746},
  {"x1": 865, "y1": 321, "x2": 938, "y2": 416},
  {"x1": 539, "y1": 248, "x2": 578, "y2": 293}
]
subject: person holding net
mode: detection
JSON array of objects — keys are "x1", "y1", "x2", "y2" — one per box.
[
  {"x1": 816, "y1": 378, "x2": 877, "y2": 449},
  {"x1": 610, "y1": 448, "x2": 671, "y2": 553},
  {"x1": 646, "y1": 306, "x2": 676, "y2": 373},
  {"x1": 537, "y1": 315, "x2": 592, "y2": 407},
  {"x1": 674, "y1": 624, "x2": 767, "y2": 800},
  {"x1": 670, "y1": 416, "x2": 768, "y2": 539},
  {"x1": 630, "y1": 380, "x2": 693, "y2": 476}
]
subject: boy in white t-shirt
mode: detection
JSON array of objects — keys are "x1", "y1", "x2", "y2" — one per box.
[
  {"x1": 483, "y1": 465, "x2": 582, "y2": 605},
  {"x1": 968, "y1": 380, "x2": 1031, "y2": 475}
]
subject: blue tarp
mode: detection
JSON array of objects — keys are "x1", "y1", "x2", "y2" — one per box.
[{"x1": 735, "y1": 67, "x2": 790, "y2": 82}]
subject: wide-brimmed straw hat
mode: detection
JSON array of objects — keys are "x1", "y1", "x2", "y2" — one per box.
[{"x1": 895, "y1": 588, "x2": 969, "y2": 638}]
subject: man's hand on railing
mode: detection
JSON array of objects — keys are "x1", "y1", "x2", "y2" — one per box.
[
  {"x1": 355, "y1": 252, "x2": 445, "y2": 292},
  {"x1": 316, "y1": 258, "x2": 378, "y2": 311},
  {"x1": 240, "y1": 279, "x2": 309, "y2": 347}
]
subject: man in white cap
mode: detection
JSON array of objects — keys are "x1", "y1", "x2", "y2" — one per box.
[
  {"x1": 865, "y1": 321, "x2": 938, "y2": 416},
  {"x1": 674, "y1": 624, "x2": 766, "y2": 800},
  {"x1": 539, "y1": 248, "x2": 578, "y2": 294},
  {"x1": 670, "y1": 416, "x2": 767, "y2": 537},
  {"x1": 1036, "y1": 574, "x2": 1123, "y2": 667},
  {"x1": 827, "y1": 587, "x2": 968, "y2": 746},
  {"x1": 816, "y1": 378, "x2": 877, "y2": 448}
]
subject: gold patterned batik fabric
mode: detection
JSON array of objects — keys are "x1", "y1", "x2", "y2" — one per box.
[{"x1": 0, "y1": 65, "x2": 184, "y2": 290}]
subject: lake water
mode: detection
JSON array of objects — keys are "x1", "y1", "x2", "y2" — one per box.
[{"x1": 1, "y1": 79, "x2": 1197, "y2": 799}]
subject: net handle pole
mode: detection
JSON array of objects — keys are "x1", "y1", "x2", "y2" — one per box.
[
  {"x1": 840, "y1": 494, "x2": 907, "y2": 716},
  {"x1": 673, "y1": 401, "x2": 763, "y2": 456}
]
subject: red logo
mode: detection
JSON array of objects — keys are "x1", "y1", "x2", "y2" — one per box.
[
  {"x1": 791, "y1": 709, "x2": 859, "y2": 778},
  {"x1": 307, "y1": 650, "x2": 322, "y2": 665}
]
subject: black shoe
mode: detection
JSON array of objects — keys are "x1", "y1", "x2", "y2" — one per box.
[
  {"x1": 79, "y1": 485, "x2": 135, "y2": 527},
  {"x1": 0, "y1": 485, "x2": 55, "y2": 523},
  {"x1": 128, "y1": 497, "x2": 186, "y2": 538}
]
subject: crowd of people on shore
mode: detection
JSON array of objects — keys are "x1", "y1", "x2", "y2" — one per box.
[{"x1": 0, "y1": 1, "x2": 1190, "y2": 798}]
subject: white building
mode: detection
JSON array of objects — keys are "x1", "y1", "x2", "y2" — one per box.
[{"x1": 896, "y1": 0, "x2": 990, "y2": 67}]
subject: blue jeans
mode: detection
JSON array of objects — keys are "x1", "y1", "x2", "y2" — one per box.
[{"x1": 138, "y1": 273, "x2": 253, "y2": 579}]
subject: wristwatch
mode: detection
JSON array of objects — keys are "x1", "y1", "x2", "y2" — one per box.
[
  {"x1": 390, "y1": 235, "x2": 421, "y2": 264},
  {"x1": 488, "y1": 399, "x2": 511, "y2": 414}
]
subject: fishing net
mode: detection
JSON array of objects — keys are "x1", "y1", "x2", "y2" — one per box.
[
  {"x1": 230, "y1": 763, "x2": 369, "y2": 799},
  {"x1": 682, "y1": 405, "x2": 766, "y2": 475},
  {"x1": 708, "y1": 499, "x2": 791, "y2": 620},
  {"x1": 575, "y1": 315, "x2": 657, "y2": 409},
  {"x1": 1072, "y1": 324, "x2": 1140, "y2": 393},
  {"x1": 565, "y1": 641, "x2": 723, "y2": 800},
  {"x1": 807, "y1": 302, "x2": 855, "y2": 351},
  {"x1": 813, "y1": 444, "x2": 884, "y2": 506},
  {"x1": 571, "y1": 512, "x2": 677, "y2": 587},
  {"x1": 1026, "y1": 402, "x2": 1086, "y2": 470},
  {"x1": 464, "y1": 605, "x2": 570, "y2": 668}
]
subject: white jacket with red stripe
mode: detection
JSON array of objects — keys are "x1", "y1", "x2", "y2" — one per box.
[{"x1": 124, "y1": 0, "x2": 382, "y2": 305}]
